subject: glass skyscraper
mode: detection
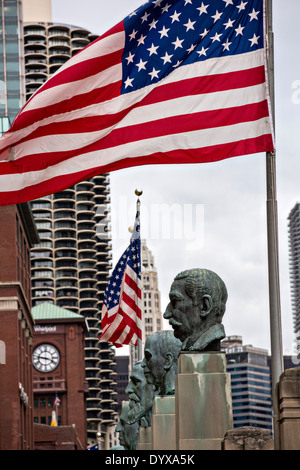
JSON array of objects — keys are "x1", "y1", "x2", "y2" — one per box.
[
  {"x1": 0, "y1": 0, "x2": 25, "y2": 124},
  {"x1": 288, "y1": 203, "x2": 300, "y2": 343},
  {"x1": 222, "y1": 336, "x2": 273, "y2": 432}
]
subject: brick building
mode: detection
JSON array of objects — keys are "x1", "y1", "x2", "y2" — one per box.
[
  {"x1": 0, "y1": 202, "x2": 39, "y2": 450},
  {"x1": 32, "y1": 302, "x2": 89, "y2": 449}
]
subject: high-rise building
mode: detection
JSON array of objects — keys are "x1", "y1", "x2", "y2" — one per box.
[
  {"x1": 22, "y1": 0, "x2": 117, "y2": 446},
  {"x1": 288, "y1": 203, "x2": 300, "y2": 342},
  {"x1": 130, "y1": 239, "x2": 163, "y2": 369},
  {"x1": 222, "y1": 336, "x2": 273, "y2": 432},
  {"x1": 0, "y1": 0, "x2": 25, "y2": 127}
]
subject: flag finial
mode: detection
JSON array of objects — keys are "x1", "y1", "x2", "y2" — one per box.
[{"x1": 135, "y1": 189, "x2": 143, "y2": 204}]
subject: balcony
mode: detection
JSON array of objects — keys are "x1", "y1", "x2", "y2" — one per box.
[
  {"x1": 33, "y1": 378, "x2": 66, "y2": 393},
  {"x1": 24, "y1": 27, "x2": 46, "y2": 36},
  {"x1": 55, "y1": 249, "x2": 77, "y2": 258},
  {"x1": 25, "y1": 55, "x2": 47, "y2": 63},
  {"x1": 56, "y1": 288, "x2": 78, "y2": 298},
  {"x1": 54, "y1": 229, "x2": 76, "y2": 240}
]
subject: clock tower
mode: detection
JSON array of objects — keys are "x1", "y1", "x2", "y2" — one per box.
[{"x1": 32, "y1": 302, "x2": 88, "y2": 448}]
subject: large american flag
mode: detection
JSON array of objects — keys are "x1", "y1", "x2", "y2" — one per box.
[
  {"x1": 0, "y1": 0, "x2": 274, "y2": 206},
  {"x1": 99, "y1": 210, "x2": 142, "y2": 347}
]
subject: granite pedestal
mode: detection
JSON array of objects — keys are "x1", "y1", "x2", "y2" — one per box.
[
  {"x1": 152, "y1": 396, "x2": 176, "y2": 450},
  {"x1": 277, "y1": 366, "x2": 300, "y2": 450},
  {"x1": 175, "y1": 352, "x2": 233, "y2": 450},
  {"x1": 136, "y1": 426, "x2": 152, "y2": 450}
]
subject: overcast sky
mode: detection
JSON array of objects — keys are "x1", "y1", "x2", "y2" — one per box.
[{"x1": 51, "y1": 0, "x2": 300, "y2": 357}]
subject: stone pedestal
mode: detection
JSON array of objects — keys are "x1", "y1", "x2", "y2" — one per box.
[
  {"x1": 175, "y1": 352, "x2": 233, "y2": 450},
  {"x1": 136, "y1": 426, "x2": 152, "y2": 450},
  {"x1": 152, "y1": 396, "x2": 176, "y2": 450},
  {"x1": 222, "y1": 427, "x2": 274, "y2": 450},
  {"x1": 277, "y1": 366, "x2": 300, "y2": 450}
]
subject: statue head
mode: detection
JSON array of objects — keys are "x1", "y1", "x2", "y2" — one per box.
[
  {"x1": 163, "y1": 268, "x2": 227, "y2": 351},
  {"x1": 141, "y1": 330, "x2": 182, "y2": 396},
  {"x1": 125, "y1": 360, "x2": 156, "y2": 427},
  {"x1": 115, "y1": 401, "x2": 139, "y2": 450}
]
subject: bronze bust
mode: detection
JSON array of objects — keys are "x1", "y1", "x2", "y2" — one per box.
[
  {"x1": 115, "y1": 401, "x2": 139, "y2": 450},
  {"x1": 125, "y1": 360, "x2": 156, "y2": 427},
  {"x1": 141, "y1": 330, "x2": 181, "y2": 396},
  {"x1": 163, "y1": 268, "x2": 227, "y2": 352}
]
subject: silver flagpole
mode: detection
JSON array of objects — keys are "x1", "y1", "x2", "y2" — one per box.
[
  {"x1": 265, "y1": 0, "x2": 283, "y2": 448},
  {"x1": 135, "y1": 189, "x2": 143, "y2": 362}
]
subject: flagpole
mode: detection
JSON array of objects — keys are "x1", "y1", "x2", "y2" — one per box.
[
  {"x1": 265, "y1": 0, "x2": 283, "y2": 447},
  {"x1": 135, "y1": 189, "x2": 143, "y2": 362}
]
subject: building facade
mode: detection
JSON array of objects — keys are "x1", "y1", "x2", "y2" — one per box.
[
  {"x1": 288, "y1": 203, "x2": 300, "y2": 343},
  {"x1": 22, "y1": 0, "x2": 118, "y2": 446},
  {"x1": 222, "y1": 336, "x2": 273, "y2": 432},
  {"x1": 32, "y1": 302, "x2": 88, "y2": 448},
  {"x1": 0, "y1": 203, "x2": 39, "y2": 450}
]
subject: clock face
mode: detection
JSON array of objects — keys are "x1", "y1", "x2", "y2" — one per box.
[{"x1": 33, "y1": 344, "x2": 60, "y2": 372}]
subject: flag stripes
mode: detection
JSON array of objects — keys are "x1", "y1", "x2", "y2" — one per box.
[
  {"x1": 99, "y1": 212, "x2": 142, "y2": 348},
  {"x1": 0, "y1": 0, "x2": 274, "y2": 206}
]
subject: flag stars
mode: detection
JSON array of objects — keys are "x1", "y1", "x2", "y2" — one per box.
[
  {"x1": 158, "y1": 25, "x2": 170, "y2": 38},
  {"x1": 222, "y1": 38, "x2": 232, "y2": 51},
  {"x1": 184, "y1": 19, "x2": 196, "y2": 31},
  {"x1": 210, "y1": 32, "x2": 222, "y2": 42},
  {"x1": 235, "y1": 24, "x2": 245, "y2": 36},
  {"x1": 200, "y1": 28, "x2": 209, "y2": 38},
  {"x1": 249, "y1": 8, "x2": 260, "y2": 21},
  {"x1": 147, "y1": 43, "x2": 159, "y2": 55},
  {"x1": 197, "y1": 2, "x2": 209, "y2": 15},
  {"x1": 124, "y1": 77, "x2": 134, "y2": 88},
  {"x1": 187, "y1": 43, "x2": 196, "y2": 54},
  {"x1": 249, "y1": 33, "x2": 260, "y2": 46},
  {"x1": 129, "y1": 29, "x2": 138, "y2": 40},
  {"x1": 197, "y1": 46, "x2": 208, "y2": 57},
  {"x1": 236, "y1": 1, "x2": 248, "y2": 13},
  {"x1": 170, "y1": 11, "x2": 181, "y2": 23},
  {"x1": 136, "y1": 58, "x2": 147, "y2": 71},
  {"x1": 172, "y1": 37, "x2": 184, "y2": 49},
  {"x1": 212, "y1": 10, "x2": 222, "y2": 22},
  {"x1": 161, "y1": 51, "x2": 173, "y2": 64},
  {"x1": 141, "y1": 11, "x2": 150, "y2": 23},
  {"x1": 123, "y1": 0, "x2": 264, "y2": 95},
  {"x1": 161, "y1": 3, "x2": 171, "y2": 13},
  {"x1": 126, "y1": 52, "x2": 135, "y2": 64},
  {"x1": 137, "y1": 34, "x2": 146, "y2": 46},
  {"x1": 224, "y1": 18, "x2": 235, "y2": 29},
  {"x1": 149, "y1": 18, "x2": 158, "y2": 30}
]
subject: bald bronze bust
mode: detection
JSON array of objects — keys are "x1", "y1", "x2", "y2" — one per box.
[{"x1": 163, "y1": 268, "x2": 228, "y2": 352}]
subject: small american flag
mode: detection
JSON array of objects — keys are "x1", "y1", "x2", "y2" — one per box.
[
  {"x1": 99, "y1": 210, "x2": 142, "y2": 347},
  {"x1": 54, "y1": 395, "x2": 60, "y2": 407},
  {"x1": 0, "y1": 0, "x2": 274, "y2": 206}
]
